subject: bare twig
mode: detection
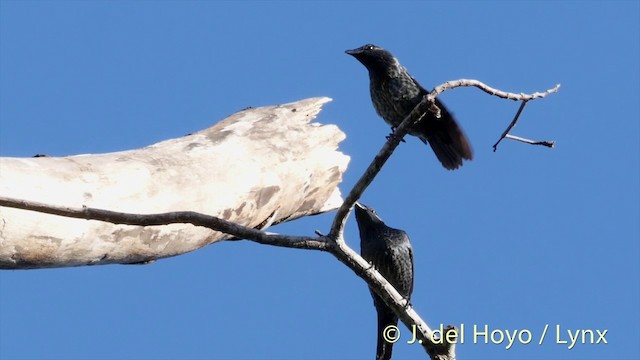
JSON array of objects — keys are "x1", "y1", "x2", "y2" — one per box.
[
  {"x1": 504, "y1": 134, "x2": 555, "y2": 148},
  {"x1": 0, "y1": 197, "x2": 328, "y2": 251},
  {"x1": 492, "y1": 101, "x2": 556, "y2": 151},
  {"x1": 493, "y1": 100, "x2": 528, "y2": 151},
  {"x1": 432, "y1": 79, "x2": 560, "y2": 101}
]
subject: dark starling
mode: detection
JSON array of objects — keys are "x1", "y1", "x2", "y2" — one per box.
[
  {"x1": 346, "y1": 44, "x2": 473, "y2": 170},
  {"x1": 354, "y1": 202, "x2": 414, "y2": 360}
]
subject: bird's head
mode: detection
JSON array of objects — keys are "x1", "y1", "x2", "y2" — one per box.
[{"x1": 345, "y1": 44, "x2": 398, "y2": 75}]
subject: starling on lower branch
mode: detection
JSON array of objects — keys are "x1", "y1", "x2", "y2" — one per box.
[{"x1": 355, "y1": 202, "x2": 414, "y2": 360}]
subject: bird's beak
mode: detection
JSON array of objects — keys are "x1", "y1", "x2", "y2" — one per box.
[
  {"x1": 345, "y1": 48, "x2": 361, "y2": 56},
  {"x1": 353, "y1": 202, "x2": 367, "y2": 219}
]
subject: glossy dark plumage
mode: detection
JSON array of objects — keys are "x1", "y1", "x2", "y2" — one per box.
[
  {"x1": 346, "y1": 44, "x2": 473, "y2": 170},
  {"x1": 355, "y1": 202, "x2": 414, "y2": 360}
]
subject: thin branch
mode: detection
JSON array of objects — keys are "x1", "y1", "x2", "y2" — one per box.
[
  {"x1": 432, "y1": 79, "x2": 560, "y2": 101},
  {"x1": 493, "y1": 100, "x2": 528, "y2": 151},
  {"x1": 0, "y1": 197, "x2": 329, "y2": 251},
  {"x1": 492, "y1": 101, "x2": 556, "y2": 151},
  {"x1": 504, "y1": 134, "x2": 555, "y2": 148}
]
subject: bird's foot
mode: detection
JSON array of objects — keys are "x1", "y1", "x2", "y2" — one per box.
[{"x1": 386, "y1": 127, "x2": 406, "y2": 143}]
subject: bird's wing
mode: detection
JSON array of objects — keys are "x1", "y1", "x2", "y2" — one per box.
[
  {"x1": 407, "y1": 239, "x2": 414, "y2": 298},
  {"x1": 391, "y1": 231, "x2": 414, "y2": 299}
]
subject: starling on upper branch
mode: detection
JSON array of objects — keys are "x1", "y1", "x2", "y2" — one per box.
[{"x1": 346, "y1": 44, "x2": 473, "y2": 170}]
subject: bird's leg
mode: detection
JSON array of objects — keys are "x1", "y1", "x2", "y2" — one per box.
[{"x1": 385, "y1": 127, "x2": 406, "y2": 143}]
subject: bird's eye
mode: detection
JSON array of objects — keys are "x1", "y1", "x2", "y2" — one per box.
[{"x1": 367, "y1": 45, "x2": 374, "y2": 50}]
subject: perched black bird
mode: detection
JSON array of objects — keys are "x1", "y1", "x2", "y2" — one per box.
[
  {"x1": 346, "y1": 44, "x2": 473, "y2": 170},
  {"x1": 354, "y1": 202, "x2": 414, "y2": 360}
]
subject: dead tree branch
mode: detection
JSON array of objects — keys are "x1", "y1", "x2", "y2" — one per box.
[
  {"x1": 431, "y1": 79, "x2": 560, "y2": 101},
  {"x1": 0, "y1": 80, "x2": 560, "y2": 360},
  {"x1": 0, "y1": 97, "x2": 349, "y2": 268}
]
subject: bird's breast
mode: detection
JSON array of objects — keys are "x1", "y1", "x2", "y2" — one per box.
[{"x1": 369, "y1": 76, "x2": 422, "y2": 130}]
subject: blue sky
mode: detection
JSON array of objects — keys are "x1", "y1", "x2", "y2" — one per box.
[{"x1": 1, "y1": 1, "x2": 638, "y2": 359}]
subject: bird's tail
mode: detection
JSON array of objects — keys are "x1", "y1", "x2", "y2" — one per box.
[
  {"x1": 420, "y1": 98, "x2": 473, "y2": 170},
  {"x1": 376, "y1": 308, "x2": 399, "y2": 360}
]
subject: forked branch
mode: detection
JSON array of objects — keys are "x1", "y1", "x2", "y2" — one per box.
[{"x1": 0, "y1": 194, "x2": 449, "y2": 358}]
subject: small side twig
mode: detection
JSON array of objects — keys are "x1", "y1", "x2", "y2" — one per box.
[
  {"x1": 497, "y1": 100, "x2": 528, "y2": 146},
  {"x1": 504, "y1": 134, "x2": 555, "y2": 148},
  {"x1": 492, "y1": 100, "x2": 555, "y2": 151}
]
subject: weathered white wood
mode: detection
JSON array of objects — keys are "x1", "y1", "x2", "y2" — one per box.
[{"x1": 0, "y1": 97, "x2": 349, "y2": 269}]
